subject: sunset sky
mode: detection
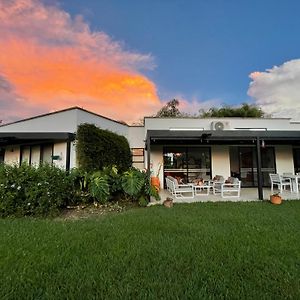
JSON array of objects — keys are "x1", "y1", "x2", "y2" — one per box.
[{"x1": 1, "y1": 0, "x2": 300, "y2": 123}]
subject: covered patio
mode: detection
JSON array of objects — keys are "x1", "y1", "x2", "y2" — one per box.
[{"x1": 146, "y1": 129, "x2": 300, "y2": 201}]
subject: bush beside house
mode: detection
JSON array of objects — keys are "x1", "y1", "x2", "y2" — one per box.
[
  {"x1": 76, "y1": 123, "x2": 132, "y2": 172},
  {"x1": 0, "y1": 164, "x2": 159, "y2": 217}
]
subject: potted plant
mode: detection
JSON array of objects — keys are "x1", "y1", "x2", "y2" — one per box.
[
  {"x1": 151, "y1": 162, "x2": 162, "y2": 191},
  {"x1": 270, "y1": 192, "x2": 282, "y2": 205}
]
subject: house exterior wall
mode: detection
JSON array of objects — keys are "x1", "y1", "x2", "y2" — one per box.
[
  {"x1": 53, "y1": 142, "x2": 67, "y2": 169},
  {"x1": 0, "y1": 110, "x2": 78, "y2": 133},
  {"x1": 275, "y1": 145, "x2": 294, "y2": 174},
  {"x1": 150, "y1": 146, "x2": 164, "y2": 186},
  {"x1": 211, "y1": 146, "x2": 231, "y2": 178},
  {"x1": 4, "y1": 146, "x2": 20, "y2": 165},
  {"x1": 30, "y1": 146, "x2": 40, "y2": 165},
  {"x1": 144, "y1": 117, "x2": 300, "y2": 131},
  {"x1": 76, "y1": 110, "x2": 128, "y2": 137}
]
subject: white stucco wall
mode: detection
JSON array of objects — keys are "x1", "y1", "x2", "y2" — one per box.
[
  {"x1": 128, "y1": 126, "x2": 145, "y2": 148},
  {"x1": 4, "y1": 146, "x2": 20, "y2": 165},
  {"x1": 77, "y1": 110, "x2": 128, "y2": 137},
  {"x1": 53, "y1": 142, "x2": 67, "y2": 169},
  {"x1": 0, "y1": 110, "x2": 78, "y2": 133},
  {"x1": 275, "y1": 145, "x2": 295, "y2": 174},
  {"x1": 211, "y1": 145, "x2": 230, "y2": 178},
  {"x1": 21, "y1": 147, "x2": 30, "y2": 164},
  {"x1": 144, "y1": 117, "x2": 300, "y2": 131},
  {"x1": 30, "y1": 146, "x2": 40, "y2": 166},
  {"x1": 70, "y1": 141, "x2": 77, "y2": 169},
  {"x1": 150, "y1": 146, "x2": 164, "y2": 187}
]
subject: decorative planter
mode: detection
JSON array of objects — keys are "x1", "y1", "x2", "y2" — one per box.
[
  {"x1": 270, "y1": 194, "x2": 282, "y2": 205},
  {"x1": 163, "y1": 197, "x2": 173, "y2": 208},
  {"x1": 151, "y1": 176, "x2": 160, "y2": 191}
]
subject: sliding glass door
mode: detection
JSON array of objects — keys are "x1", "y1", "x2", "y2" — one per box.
[
  {"x1": 230, "y1": 146, "x2": 276, "y2": 187},
  {"x1": 163, "y1": 147, "x2": 211, "y2": 185}
]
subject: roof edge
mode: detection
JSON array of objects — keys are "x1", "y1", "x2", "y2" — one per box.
[{"x1": 0, "y1": 106, "x2": 129, "y2": 128}]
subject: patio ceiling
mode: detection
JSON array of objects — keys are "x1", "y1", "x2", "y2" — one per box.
[
  {"x1": 146, "y1": 130, "x2": 300, "y2": 146},
  {"x1": 0, "y1": 132, "x2": 75, "y2": 146}
]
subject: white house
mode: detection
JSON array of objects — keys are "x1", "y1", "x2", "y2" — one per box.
[{"x1": 1, "y1": 107, "x2": 300, "y2": 200}]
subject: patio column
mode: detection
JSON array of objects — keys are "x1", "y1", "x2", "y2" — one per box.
[
  {"x1": 256, "y1": 137, "x2": 264, "y2": 200},
  {"x1": 146, "y1": 134, "x2": 151, "y2": 173}
]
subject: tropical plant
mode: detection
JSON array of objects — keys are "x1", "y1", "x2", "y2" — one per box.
[
  {"x1": 121, "y1": 168, "x2": 160, "y2": 206},
  {"x1": 89, "y1": 172, "x2": 110, "y2": 204}
]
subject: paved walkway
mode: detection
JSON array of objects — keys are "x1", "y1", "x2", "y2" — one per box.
[{"x1": 152, "y1": 188, "x2": 300, "y2": 204}]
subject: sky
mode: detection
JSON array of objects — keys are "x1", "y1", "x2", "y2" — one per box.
[{"x1": 1, "y1": 0, "x2": 300, "y2": 124}]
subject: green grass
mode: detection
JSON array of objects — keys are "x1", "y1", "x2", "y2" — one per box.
[{"x1": 1, "y1": 201, "x2": 300, "y2": 299}]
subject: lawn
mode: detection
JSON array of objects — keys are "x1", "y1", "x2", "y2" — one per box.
[{"x1": 1, "y1": 201, "x2": 300, "y2": 299}]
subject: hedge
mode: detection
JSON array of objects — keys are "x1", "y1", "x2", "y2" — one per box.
[{"x1": 76, "y1": 123, "x2": 132, "y2": 172}]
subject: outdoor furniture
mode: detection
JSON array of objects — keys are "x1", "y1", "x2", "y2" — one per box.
[
  {"x1": 166, "y1": 176, "x2": 194, "y2": 199},
  {"x1": 193, "y1": 183, "x2": 210, "y2": 196},
  {"x1": 213, "y1": 176, "x2": 241, "y2": 198},
  {"x1": 269, "y1": 173, "x2": 292, "y2": 193},
  {"x1": 220, "y1": 178, "x2": 241, "y2": 198},
  {"x1": 282, "y1": 174, "x2": 300, "y2": 193},
  {"x1": 212, "y1": 175, "x2": 225, "y2": 195}
]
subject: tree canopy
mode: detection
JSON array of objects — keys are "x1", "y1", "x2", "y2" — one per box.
[
  {"x1": 154, "y1": 99, "x2": 185, "y2": 117},
  {"x1": 199, "y1": 103, "x2": 265, "y2": 118}
]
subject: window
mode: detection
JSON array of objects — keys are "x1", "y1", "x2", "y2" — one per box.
[
  {"x1": 163, "y1": 147, "x2": 211, "y2": 183},
  {"x1": 293, "y1": 148, "x2": 300, "y2": 174},
  {"x1": 131, "y1": 148, "x2": 144, "y2": 163}
]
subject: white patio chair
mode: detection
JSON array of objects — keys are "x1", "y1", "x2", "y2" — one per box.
[
  {"x1": 165, "y1": 176, "x2": 194, "y2": 199},
  {"x1": 269, "y1": 173, "x2": 292, "y2": 193},
  {"x1": 221, "y1": 178, "x2": 241, "y2": 198},
  {"x1": 212, "y1": 175, "x2": 225, "y2": 195}
]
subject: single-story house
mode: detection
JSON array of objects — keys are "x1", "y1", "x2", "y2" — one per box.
[{"x1": 1, "y1": 106, "x2": 300, "y2": 200}]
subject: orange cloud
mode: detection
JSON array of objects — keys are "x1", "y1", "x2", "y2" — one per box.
[{"x1": 0, "y1": 0, "x2": 161, "y2": 123}]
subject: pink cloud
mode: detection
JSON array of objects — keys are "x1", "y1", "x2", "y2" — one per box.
[{"x1": 0, "y1": 0, "x2": 161, "y2": 123}]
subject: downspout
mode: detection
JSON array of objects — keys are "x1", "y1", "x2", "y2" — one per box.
[{"x1": 256, "y1": 137, "x2": 264, "y2": 200}]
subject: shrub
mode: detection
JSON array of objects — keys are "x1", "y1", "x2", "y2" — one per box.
[
  {"x1": 121, "y1": 168, "x2": 160, "y2": 206},
  {"x1": 76, "y1": 123, "x2": 132, "y2": 172},
  {"x1": 0, "y1": 164, "x2": 77, "y2": 217}
]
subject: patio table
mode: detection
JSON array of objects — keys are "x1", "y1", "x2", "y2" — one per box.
[
  {"x1": 193, "y1": 183, "x2": 211, "y2": 196},
  {"x1": 282, "y1": 174, "x2": 300, "y2": 193}
]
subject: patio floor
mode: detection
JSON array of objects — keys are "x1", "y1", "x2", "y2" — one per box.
[{"x1": 155, "y1": 188, "x2": 300, "y2": 204}]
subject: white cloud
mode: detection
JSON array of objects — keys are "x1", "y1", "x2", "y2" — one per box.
[{"x1": 248, "y1": 59, "x2": 300, "y2": 120}]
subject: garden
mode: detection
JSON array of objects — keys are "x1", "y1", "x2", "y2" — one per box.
[
  {"x1": 1, "y1": 123, "x2": 300, "y2": 299},
  {"x1": 0, "y1": 123, "x2": 159, "y2": 217}
]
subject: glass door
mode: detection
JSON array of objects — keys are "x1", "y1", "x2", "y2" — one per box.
[
  {"x1": 230, "y1": 146, "x2": 276, "y2": 187},
  {"x1": 163, "y1": 147, "x2": 211, "y2": 186},
  {"x1": 163, "y1": 147, "x2": 188, "y2": 183},
  {"x1": 239, "y1": 147, "x2": 256, "y2": 187}
]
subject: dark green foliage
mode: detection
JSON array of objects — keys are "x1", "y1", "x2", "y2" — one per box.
[
  {"x1": 121, "y1": 168, "x2": 160, "y2": 202},
  {"x1": 89, "y1": 172, "x2": 110, "y2": 204},
  {"x1": 76, "y1": 123, "x2": 132, "y2": 172},
  {"x1": 1, "y1": 202, "x2": 300, "y2": 299},
  {"x1": 199, "y1": 103, "x2": 265, "y2": 118},
  {"x1": 154, "y1": 99, "x2": 185, "y2": 117},
  {"x1": 0, "y1": 164, "x2": 77, "y2": 217}
]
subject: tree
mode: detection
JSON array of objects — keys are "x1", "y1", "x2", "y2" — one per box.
[
  {"x1": 199, "y1": 103, "x2": 265, "y2": 118},
  {"x1": 154, "y1": 99, "x2": 184, "y2": 117}
]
